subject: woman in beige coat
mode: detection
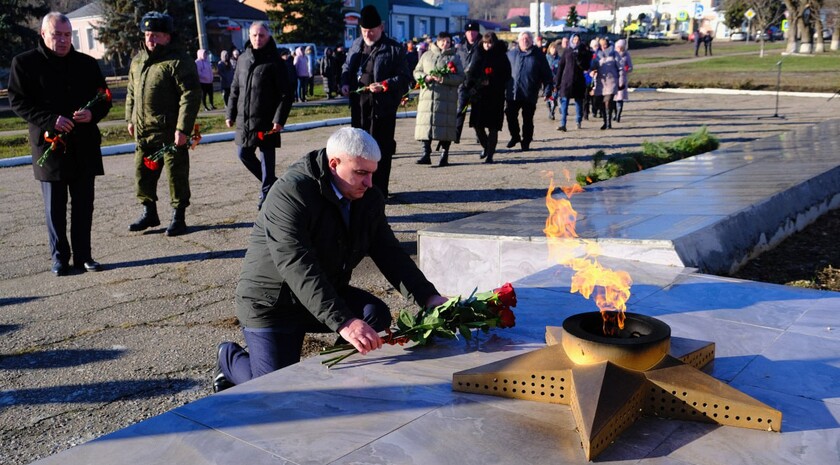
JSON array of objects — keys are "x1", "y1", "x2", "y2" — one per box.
[{"x1": 413, "y1": 32, "x2": 464, "y2": 167}]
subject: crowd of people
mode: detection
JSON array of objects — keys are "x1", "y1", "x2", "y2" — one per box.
[{"x1": 8, "y1": 7, "x2": 637, "y2": 393}]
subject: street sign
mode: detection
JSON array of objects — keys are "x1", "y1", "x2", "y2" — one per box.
[
  {"x1": 694, "y1": 3, "x2": 704, "y2": 19},
  {"x1": 677, "y1": 10, "x2": 689, "y2": 22},
  {"x1": 781, "y1": 19, "x2": 789, "y2": 31},
  {"x1": 745, "y1": 8, "x2": 756, "y2": 20}
]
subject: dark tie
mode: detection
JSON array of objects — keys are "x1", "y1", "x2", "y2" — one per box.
[{"x1": 339, "y1": 198, "x2": 351, "y2": 227}]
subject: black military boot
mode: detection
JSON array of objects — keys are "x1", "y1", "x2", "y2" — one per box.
[
  {"x1": 416, "y1": 140, "x2": 432, "y2": 165},
  {"x1": 166, "y1": 206, "x2": 187, "y2": 237},
  {"x1": 129, "y1": 202, "x2": 160, "y2": 232}
]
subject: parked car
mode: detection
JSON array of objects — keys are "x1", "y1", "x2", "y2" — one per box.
[
  {"x1": 814, "y1": 29, "x2": 832, "y2": 40},
  {"x1": 646, "y1": 31, "x2": 666, "y2": 40},
  {"x1": 729, "y1": 32, "x2": 747, "y2": 41}
]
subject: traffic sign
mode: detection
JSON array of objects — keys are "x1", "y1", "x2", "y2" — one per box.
[
  {"x1": 677, "y1": 10, "x2": 689, "y2": 22},
  {"x1": 745, "y1": 8, "x2": 756, "y2": 20},
  {"x1": 694, "y1": 3, "x2": 704, "y2": 19},
  {"x1": 781, "y1": 19, "x2": 789, "y2": 31}
]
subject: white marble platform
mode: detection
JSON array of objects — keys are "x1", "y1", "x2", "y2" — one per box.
[
  {"x1": 30, "y1": 258, "x2": 840, "y2": 465},
  {"x1": 419, "y1": 118, "x2": 840, "y2": 296},
  {"x1": 28, "y1": 117, "x2": 840, "y2": 465}
]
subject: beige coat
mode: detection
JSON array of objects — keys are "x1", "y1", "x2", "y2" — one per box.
[{"x1": 413, "y1": 43, "x2": 464, "y2": 142}]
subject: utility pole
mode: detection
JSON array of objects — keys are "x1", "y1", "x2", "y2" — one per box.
[{"x1": 194, "y1": 0, "x2": 209, "y2": 50}]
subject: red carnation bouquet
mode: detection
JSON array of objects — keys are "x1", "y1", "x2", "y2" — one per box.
[
  {"x1": 416, "y1": 60, "x2": 458, "y2": 89},
  {"x1": 142, "y1": 124, "x2": 202, "y2": 171},
  {"x1": 352, "y1": 80, "x2": 390, "y2": 94},
  {"x1": 38, "y1": 88, "x2": 113, "y2": 167},
  {"x1": 320, "y1": 282, "x2": 517, "y2": 368}
]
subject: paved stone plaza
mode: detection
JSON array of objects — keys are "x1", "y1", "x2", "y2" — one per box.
[{"x1": 2, "y1": 90, "x2": 840, "y2": 464}]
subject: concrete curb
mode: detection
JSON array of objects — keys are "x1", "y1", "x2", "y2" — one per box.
[
  {"x1": 634, "y1": 87, "x2": 837, "y2": 98},
  {"x1": 0, "y1": 111, "x2": 418, "y2": 169}
]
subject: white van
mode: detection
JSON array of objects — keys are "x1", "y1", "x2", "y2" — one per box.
[{"x1": 276, "y1": 43, "x2": 321, "y2": 74}]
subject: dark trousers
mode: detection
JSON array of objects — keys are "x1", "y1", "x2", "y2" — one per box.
[
  {"x1": 454, "y1": 89, "x2": 469, "y2": 143},
  {"x1": 41, "y1": 176, "x2": 95, "y2": 266},
  {"x1": 200, "y1": 83, "x2": 214, "y2": 108},
  {"x1": 220, "y1": 286, "x2": 391, "y2": 384},
  {"x1": 505, "y1": 99, "x2": 537, "y2": 144},
  {"x1": 237, "y1": 143, "x2": 277, "y2": 202},
  {"x1": 474, "y1": 127, "x2": 498, "y2": 159},
  {"x1": 351, "y1": 97, "x2": 396, "y2": 197},
  {"x1": 222, "y1": 87, "x2": 231, "y2": 107}
]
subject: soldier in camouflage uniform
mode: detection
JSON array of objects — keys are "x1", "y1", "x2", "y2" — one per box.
[{"x1": 126, "y1": 12, "x2": 201, "y2": 236}]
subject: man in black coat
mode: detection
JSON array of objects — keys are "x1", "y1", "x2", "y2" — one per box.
[
  {"x1": 226, "y1": 22, "x2": 294, "y2": 210},
  {"x1": 455, "y1": 21, "x2": 483, "y2": 144},
  {"x1": 8, "y1": 12, "x2": 111, "y2": 276},
  {"x1": 505, "y1": 31, "x2": 553, "y2": 151},
  {"x1": 214, "y1": 128, "x2": 447, "y2": 391},
  {"x1": 340, "y1": 5, "x2": 411, "y2": 198}
]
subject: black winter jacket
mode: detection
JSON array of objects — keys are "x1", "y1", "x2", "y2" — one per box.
[
  {"x1": 340, "y1": 35, "x2": 411, "y2": 119},
  {"x1": 555, "y1": 44, "x2": 590, "y2": 100},
  {"x1": 227, "y1": 37, "x2": 294, "y2": 147},
  {"x1": 235, "y1": 149, "x2": 439, "y2": 331},
  {"x1": 469, "y1": 41, "x2": 512, "y2": 131},
  {"x1": 8, "y1": 40, "x2": 111, "y2": 181}
]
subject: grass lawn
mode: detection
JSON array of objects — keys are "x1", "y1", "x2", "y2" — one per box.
[{"x1": 2, "y1": 39, "x2": 838, "y2": 158}]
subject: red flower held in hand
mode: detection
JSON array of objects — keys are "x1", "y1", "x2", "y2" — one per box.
[
  {"x1": 447, "y1": 61, "x2": 457, "y2": 73},
  {"x1": 257, "y1": 129, "x2": 278, "y2": 141},
  {"x1": 143, "y1": 157, "x2": 160, "y2": 171},
  {"x1": 379, "y1": 80, "x2": 389, "y2": 92},
  {"x1": 484, "y1": 67, "x2": 493, "y2": 76}
]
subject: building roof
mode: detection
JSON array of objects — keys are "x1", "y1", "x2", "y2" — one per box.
[
  {"x1": 392, "y1": 0, "x2": 442, "y2": 9},
  {"x1": 66, "y1": 0, "x2": 268, "y2": 22},
  {"x1": 66, "y1": 2, "x2": 104, "y2": 18},
  {"x1": 204, "y1": 0, "x2": 268, "y2": 21},
  {"x1": 507, "y1": 2, "x2": 613, "y2": 20}
]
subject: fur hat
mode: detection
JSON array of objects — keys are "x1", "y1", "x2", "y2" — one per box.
[
  {"x1": 140, "y1": 12, "x2": 174, "y2": 34},
  {"x1": 359, "y1": 5, "x2": 382, "y2": 29},
  {"x1": 465, "y1": 21, "x2": 480, "y2": 32}
]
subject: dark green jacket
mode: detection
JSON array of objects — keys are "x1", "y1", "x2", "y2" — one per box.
[
  {"x1": 235, "y1": 149, "x2": 439, "y2": 331},
  {"x1": 126, "y1": 44, "x2": 201, "y2": 148}
]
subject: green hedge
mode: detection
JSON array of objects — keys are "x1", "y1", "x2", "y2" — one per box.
[{"x1": 576, "y1": 127, "x2": 719, "y2": 185}]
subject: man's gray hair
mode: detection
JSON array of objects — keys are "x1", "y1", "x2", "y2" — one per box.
[
  {"x1": 42, "y1": 12, "x2": 70, "y2": 31},
  {"x1": 250, "y1": 21, "x2": 270, "y2": 35},
  {"x1": 518, "y1": 31, "x2": 533, "y2": 41},
  {"x1": 326, "y1": 127, "x2": 381, "y2": 162}
]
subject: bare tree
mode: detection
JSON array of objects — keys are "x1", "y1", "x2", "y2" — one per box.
[{"x1": 746, "y1": 0, "x2": 785, "y2": 57}]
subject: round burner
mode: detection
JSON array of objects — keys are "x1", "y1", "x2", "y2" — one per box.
[{"x1": 561, "y1": 312, "x2": 671, "y2": 371}]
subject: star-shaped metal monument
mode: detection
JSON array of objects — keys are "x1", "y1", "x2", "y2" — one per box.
[{"x1": 452, "y1": 315, "x2": 781, "y2": 461}]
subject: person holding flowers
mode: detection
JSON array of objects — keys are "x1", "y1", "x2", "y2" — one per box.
[
  {"x1": 413, "y1": 31, "x2": 465, "y2": 167},
  {"x1": 468, "y1": 32, "x2": 511, "y2": 164},
  {"x1": 340, "y1": 5, "x2": 411, "y2": 198},
  {"x1": 126, "y1": 12, "x2": 201, "y2": 237},
  {"x1": 213, "y1": 127, "x2": 447, "y2": 392},
  {"x1": 225, "y1": 22, "x2": 294, "y2": 211},
  {"x1": 8, "y1": 12, "x2": 112, "y2": 276}
]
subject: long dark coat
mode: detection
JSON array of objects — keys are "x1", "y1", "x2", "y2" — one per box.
[
  {"x1": 340, "y1": 34, "x2": 412, "y2": 119},
  {"x1": 555, "y1": 43, "x2": 590, "y2": 100},
  {"x1": 226, "y1": 37, "x2": 294, "y2": 147},
  {"x1": 8, "y1": 40, "x2": 111, "y2": 181},
  {"x1": 235, "y1": 149, "x2": 440, "y2": 331},
  {"x1": 469, "y1": 41, "x2": 512, "y2": 131}
]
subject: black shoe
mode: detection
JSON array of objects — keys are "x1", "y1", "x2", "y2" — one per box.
[
  {"x1": 521, "y1": 143, "x2": 530, "y2": 151},
  {"x1": 557, "y1": 126, "x2": 566, "y2": 132},
  {"x1": 479, "y1": 150, "x2": 487, "y2": 159},
  {"x1": 576, "y1": 123, "x2": 582, "y2": 129},
  {"x1": 213, "y1": 343, "x2": 234, "y2": 393},
  {"x1": 506, "y1": 138, "x2": 521, "y2": 149},
  {"x1": 129, "y1": 203, "x2": 160, "y2": 232},
  {"x1": 416, "y1": 154, "x2": 432, "y2": 165},
  {"x1": 600, "y1": 123, "x2": 608, "y2": 130},
  {"x1": 51, "y1": 262, "x2": 70, "y2": 276},
  {"x1": 74, "y1": 260, "x2": 103, "y2": 272},
  {"x1": 166, "y1": 207, "x2": 187, "y2": 237}
]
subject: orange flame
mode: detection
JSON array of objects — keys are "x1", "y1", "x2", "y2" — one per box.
[{"x1": 543, "y1": 171, "x2": 632, "y2": 335}]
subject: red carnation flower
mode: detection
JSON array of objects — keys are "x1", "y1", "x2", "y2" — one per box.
[{"x1": 380, "y1": 80, "x2": 390, "y2": 92}]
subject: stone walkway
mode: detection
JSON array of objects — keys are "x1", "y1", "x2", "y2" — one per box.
[{"x1": 2, "y1": 90, "x2": 839, "y2": 465}]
